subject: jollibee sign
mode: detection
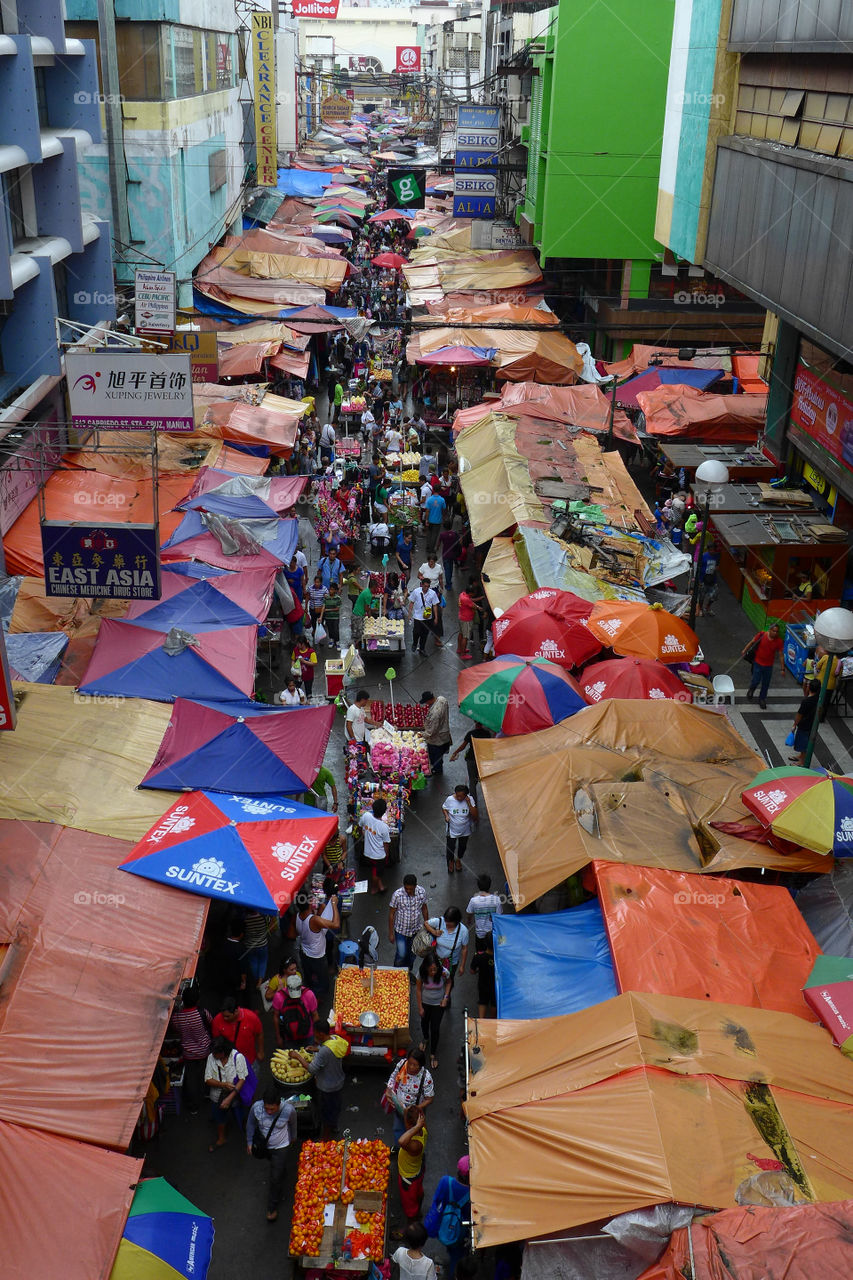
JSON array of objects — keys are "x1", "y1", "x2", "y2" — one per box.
[{"x1": 293, "y1": 0, "x2": 340, "y2": 15}]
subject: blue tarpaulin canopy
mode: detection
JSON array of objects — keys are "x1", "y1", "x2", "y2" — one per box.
[
  {"x1": 5, "y1": 631, "x2": 68, "y2": 682},
  {"x1": 276, "y1": 168, "x2": 334, "y2": 197},
  {"x1": 493, "y1": 902, "x2": 617, "y2": 1019}
]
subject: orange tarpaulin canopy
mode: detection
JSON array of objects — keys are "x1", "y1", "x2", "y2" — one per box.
[
  {"x1": 452, "y1": 381, "x2": 636, "y2": 444},
  {"x1": 411, "y1": 325, "x2": 581, "y2": 384},
  {"x1": 637, "y1": 384, "x2": 767, "y2": 441},
  {"x1": 474, "y1": 703, "x2": 827, "y2": 905},
  {"x1": 186, "y1": 395, "x2": 303, "y2": 457},
  {"x1": 424, "y1": 302, "x2": 559, "y2": 326},
  {"x1": 0, "y1": 1120, "x2": 142, "y2": 1280},
  {"x1": 2, "y1": 470, "x2": 191, "y2": 577},
  {"x1": 464, "y1": 992, "x2": 853, "y2": 1248},
  {"x1": 0, "y1": 820, "x2": 206, "y2": 1148},
  {"x1": 638, "y1": 1201, "x2": 853, "y2": 1280},
  {"x1": 218, "y1": 339, "x2": 281, "y2": 377},
  {"x1": 594, "y1": 861, "x2": 820, "y2": 1020}
]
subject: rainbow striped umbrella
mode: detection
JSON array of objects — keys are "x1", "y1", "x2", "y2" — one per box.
[
  {"x1": 458, "y1": 654, "x2": 587, "y2": 736},
  {"x1": 110, "y1": 1178, "x2": 213, "y2": 1280},
  {"x1": 742, "y1": 766, "x2": 853, "y2": 856}
]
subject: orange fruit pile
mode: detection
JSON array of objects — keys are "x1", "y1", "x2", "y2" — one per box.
[
  {"x1": 334, "y1": 967, "x2": 411, "y2": 1029},
  {"x1": 288, "y1": 1139, "x2": 391, "y2": 1261}
]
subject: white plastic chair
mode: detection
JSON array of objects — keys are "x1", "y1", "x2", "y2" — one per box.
[{"x1": 712, "y1": 674, "x2": 735, "y2": 706}]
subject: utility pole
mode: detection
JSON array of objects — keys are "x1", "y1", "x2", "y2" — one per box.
[
  {"x1": 96, "y1": 0, "x2": 131, "y2": 264},
  {"x1": 464, "y1": 33, "x2": 472, "y2": 101}
]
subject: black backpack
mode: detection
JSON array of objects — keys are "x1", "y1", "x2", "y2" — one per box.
[{"x1": 277, "y1": 995, "x2": 312, "y2": 1043}]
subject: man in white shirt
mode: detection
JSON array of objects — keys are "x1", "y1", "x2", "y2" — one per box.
[
  {"x1": 319, "y1": 422, "x2": 336, "y2": 465},
  {"x1": 369, "y1": 520, "x2": 391, "y2": 553},
  {"x1": 442, "y1": 783, "x2": 478, "y2": 872},
  {"x1": 360, "y1": 408, "x2": 376, "y2": 440},
  {"x1": 407, "y1": 578, "x2": 441, "y2": 655},
  {"x1": 466, "y1": 873, "x2": 503, "y2": 948},
  {"x1": 417, "y1": 555, "x2": 443, "y2": 594},
  {"x1": 385, "y1": 425, "x2": 404, "y2": 453},
  {"x1": 419, "y1": 476, "x2": 434, "y2": 527},
  {"x1": 245, "y1": 1085, "x2": 297, "y2": 1221},
  {"x1": 345, "y1": 689, "x2": 375, "y2": 744},
  {"x1": 361, "y1": 796, "x2": 391, "y2": 893}
]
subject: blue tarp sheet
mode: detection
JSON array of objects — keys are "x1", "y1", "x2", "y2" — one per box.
[
  {"x1": 494, "y1": 902, "x2": 617, "y2": 1020},
  {"x1": 161, "y1": 511, "x2": 299, "y2": 567},
  {"x1": 276, "y1": 168, "x2": 334, "y2": 197},
  {"x1": 5, "y1": 631, "x2": 68, "y2": 683}
]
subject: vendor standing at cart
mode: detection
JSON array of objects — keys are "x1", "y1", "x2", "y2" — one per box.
[
  {"x1": 289, "y1": 1021, "x2": 348, "y2": 1140},
  {"x1": 345, "y1": 689, "x2": 379, "y2": 747},
  {"x1": 350, "y1": 579, "x2": 376, "y2": 646}
]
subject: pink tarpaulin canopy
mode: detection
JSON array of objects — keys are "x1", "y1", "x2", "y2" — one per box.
[
  {"x1": 79, "y1": 619, "x2": 258, "y2": 702},
  {"x1": 417, "y1": 345, "x2": 495, "y2": 367},
  {"x1": 0, "y1": 820, "x2": 206, "y2": 1148},
  {"x1": 1, "y1": 1120, "x2": 142, "y2": 1280},
  {"x1": 269, "y1": 349, "x2": 311, "y2": 378},
  {"x1": 140, "y1": 698, "x2": 336, "y2": 793},
  {"x1": 184, "y1": 468, "x2": 307, "y2": 513},
  {"x1": 218, "y1": 340, "x2": 280, "y2": 378},
  {"x1": 124, "y1": 566, "x2": 276, "y2": 625}
]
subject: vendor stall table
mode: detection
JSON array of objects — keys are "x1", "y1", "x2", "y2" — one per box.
[
  {"x1": 333, "y1": 967, "x2": 411, "y2": 1059},
  {"x1": 661, "y1": 442, "x2": 777, "y2": 483},
  {"x1": 693, "y1": 482, "x2": 814, "y2": 516},
  {"x1": 711, "y1": 510, "x2": 848, "y2": 629},
  {"x1": 362, "y1": 616, "x2": 405, "y2": 654},
  {"x1": 290, "y1": 1137, "x2": 391, "y2": 1271}
]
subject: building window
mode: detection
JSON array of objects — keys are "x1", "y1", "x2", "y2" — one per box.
[
  {"x1": 173, "y1": 26, "x2": 205, "y2": 97},
  {"x1": 115, "y1": 22, "x2": 164, "y2": 100},
  {"x1": 53, "y1": 263, "x2": 68, "y2": 321},
  {"x1": 35, "y1": 68, "x2": 50, "y2": 127},
  {"x1": 2, "y1": 170, "x2": 27, "y2": 245}
]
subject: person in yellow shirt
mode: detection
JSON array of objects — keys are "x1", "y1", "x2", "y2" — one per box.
[
  {"x1": 396, "y1": 1108, "x2": 428, "y2": 1225},
  {"x1": 807, "y1": 646, "x2": 840, "y2": 694}
]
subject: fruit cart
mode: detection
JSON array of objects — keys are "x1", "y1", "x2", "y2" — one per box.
[
  {"x1": 333, "y1": 966, "x2": 412, "y2": 1060},
  {"x1": 325, "y1": 644, "x2": 360, "y2": 700},
  {"x1": 387, "y1": 487, "x2": 419, "y2": 529},
  {"x1": 362, "y1": 615, "x2": 405, "y2": 654},
  {"x1": 270, "y1": 1048, "x2": 320, "y2": 1134},
  {"x1": 290, "y1": 1135, "x2": 391, "y2": 1273},
  {"x1": 349, "y1": 774, "x2": 405, "y2": 867},
  {"x1": 370, "y1": 700, "x2": 427, "y2": 731},
  {"x1": 336, "y1": 438, "x2": 363, "y2": 462}
]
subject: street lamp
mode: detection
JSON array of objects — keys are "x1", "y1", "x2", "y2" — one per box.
[
  {"x1": 803, "y1": 607, "x2": 853, "y2": 767},
  {"x1": 686, "y1": 458, "x2": 729, "y2": 631}
]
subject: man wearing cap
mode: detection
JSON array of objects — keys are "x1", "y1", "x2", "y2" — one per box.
[
  {"x1": 273, "y1": 973, "x2": 318, "y2": 1050},
  {"x1": 420, "y1": 691, "x2": 452, "y2": 776},
  {"x1": 290, "y1": 1021, "x2": 349, "y2": 1140}
]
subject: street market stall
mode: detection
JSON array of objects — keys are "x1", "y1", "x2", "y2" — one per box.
[
  {"x1": 333, "y1": 966, "x2": 411, "y2": 1059},
  {"x1": 289, "y1": 1136, "x2": 391, "y2": 1269}
]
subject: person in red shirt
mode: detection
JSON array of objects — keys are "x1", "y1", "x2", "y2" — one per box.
[
  {"x1": 456, "y1": 582, "x2": 479, "y2": 660},
  {"x1": 210, "y1": 997, "x2": 264, "y2": 1065},
  {"x1": 743, "y1": 622, "x2": 785, "y2": 708}
]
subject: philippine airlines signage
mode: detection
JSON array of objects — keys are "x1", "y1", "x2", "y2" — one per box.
[
  {"x1": 293, "y1": 0, "x2": 340, "y2": 15},
  {"x1": 252, "y1": 13, "x2": 278, "y2": 187},
  {"x1": 396, "y1": 46, "x2": 421, "y2": 72},
  {"x1": 134, "y1": 269, "x2": 176, "y2": 333},
  {"x1": 66, "y1": 351, "x2": 194, "y2": 430},
  {"x1": 790, "y1": 363, "x2": 853, "y2": 473}
]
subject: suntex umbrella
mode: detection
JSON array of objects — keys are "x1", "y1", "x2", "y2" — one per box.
[
  {"x1": 742, "y1": 766, "x2": 853, "y2": 856},
  {"x1": 580, "y1": 657, "x2": 690, "y2": 703},
  {"x1": 803, "y1": 955, "x2": 853, "y2": 1057},
  {"x1": 121, "y1": 791, "x2": 339, "y2": 910},
  {"x1": 587, "y1": 600, "x2": 699, "y2": 662},
  {"x1": 140, "y1": 698, "x2": 336, "y2": 793},
  {"x1": 457, "y1": 654, "x2": 587, "y2": 736},
  {"x1": 110, "y1": 1177, "x2": 213, "y2": 1280},
  {"x1": 493, "y1": 592, "x2": 600, "y2": 668}
]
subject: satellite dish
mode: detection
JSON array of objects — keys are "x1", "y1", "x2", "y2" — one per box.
[{"x1": 573, "y1": 787, "x2": 598, "y2": 836}]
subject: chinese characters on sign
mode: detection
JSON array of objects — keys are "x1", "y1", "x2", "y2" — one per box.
[
  {"x1": 134, "y1": 269, "x2": 176, "y2": 333},
  {"x1": 65, "y1": 351, "x2": 194, "y2": 430},
  {"x1": 252, "y1": 13, "x2": 278, "y2": 188},
  {"x1": 41, "y1": 523, "x2": 162, "y2": 601}
]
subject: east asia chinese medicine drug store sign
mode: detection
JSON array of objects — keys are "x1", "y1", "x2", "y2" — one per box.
[{"x1": 41, "y1": 523, "x2": 161, "y2": 601}]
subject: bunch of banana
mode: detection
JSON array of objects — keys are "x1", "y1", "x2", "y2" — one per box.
[{"x1": 271, "y1": 1048, "x2": 314, "y2": 1084}]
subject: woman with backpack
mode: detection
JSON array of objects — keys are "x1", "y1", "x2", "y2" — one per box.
[
  {"x1": 424, "y1": 1155, "x2": 471, "y2": 1275},
  {"x1": 273, "y1": 974, "x2": 317, "y2": 1050}
]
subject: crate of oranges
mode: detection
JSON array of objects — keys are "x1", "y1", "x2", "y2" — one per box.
[{"x1": 334, "y1": 966, "x2": 410, "y2": 1031}]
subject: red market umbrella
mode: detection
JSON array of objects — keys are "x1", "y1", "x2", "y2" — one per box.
[
  {"x1": 369, "y1": 209, "x2": 410, "y2": 223},
  {"x1": 579, "y1": 657, "x2": 691, "y2": 703},
  {"x1": 371, "y1": 252, "x2": 407, "y2": 270},
  {"x1": 493, "y1": 594, "x2": 601, "y2": 669},
  {"x1": 587, "y1": 600, "x2": 700, "y2": 662}
]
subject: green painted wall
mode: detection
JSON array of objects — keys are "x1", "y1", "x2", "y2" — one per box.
[{"x1": 525, "y1": 0, "x2": 675, "y2": 264}]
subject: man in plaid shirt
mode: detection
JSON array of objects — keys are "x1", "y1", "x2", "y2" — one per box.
[{"x1": 388, "y1": 874, "x2": 429, "y2": 972}]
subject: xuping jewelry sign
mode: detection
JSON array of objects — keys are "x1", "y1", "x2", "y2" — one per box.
[
  {"x1": 66, "y1": 351, "x2": 194, "y2": 430},
  {"x1": 252, "y1": 13, "x2": 278, "y2": 187}
]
